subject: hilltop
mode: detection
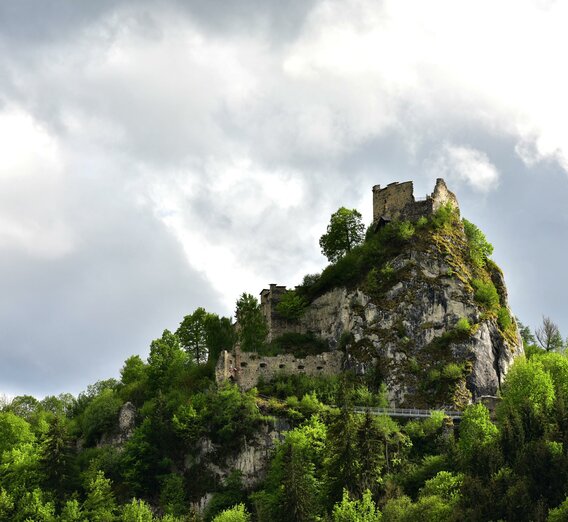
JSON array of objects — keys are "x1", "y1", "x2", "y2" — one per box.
[{"x1": 219, "y1": 179, "x2": 523, "y2": 410}]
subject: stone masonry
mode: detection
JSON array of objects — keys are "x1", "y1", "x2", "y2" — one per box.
[
  {"x1": 372, "y1": 178, "x2": 459, "y2": 223},
  {"x1": 260, "y1": 284, "x2": 305, "y2": 342},
  {"x1": 215, "y1": 345, "x2": 344, "y2": 391}
]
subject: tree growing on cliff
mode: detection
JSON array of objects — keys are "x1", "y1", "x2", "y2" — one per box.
[
  {"x1": 235, "y1": 293, "x2": 268, "y2": 351},
  {"x1": 319, "y1": 207, "x2": 365, "y2": 263}
]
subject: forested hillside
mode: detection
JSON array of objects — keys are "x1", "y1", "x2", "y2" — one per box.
[{"x1": 1, "y1": 206, "x2": 566, "y2": 521}]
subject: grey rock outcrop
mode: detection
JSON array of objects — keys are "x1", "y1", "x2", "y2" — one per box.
[{"x1": 299, "y1": 245, "x2": 521, "y2": 407}]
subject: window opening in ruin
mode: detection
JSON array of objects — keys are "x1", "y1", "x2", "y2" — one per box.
[{"x1": 240, "y1": 362, "x2": 248, "y2": 368}]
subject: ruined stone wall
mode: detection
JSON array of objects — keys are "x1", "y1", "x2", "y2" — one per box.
[
  {"x1": 431, "y1": 178, "x2": 459, "y2": 214},
  {"x1": 372, "y1": 181, "x2": 415, "y2": 222},
  {"x1": 260, "y1": 284, "x2": 305, "y2": 341},
  {"x1": 215, "y1": 347, "x2": 344, "y2": 391},
  {"x1": 372, "y1": 178, "x2": 459, "y2": 223}
]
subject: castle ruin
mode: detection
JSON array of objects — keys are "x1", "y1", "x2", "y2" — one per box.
[
  {"x1": 260, "y1": 284, "x2": 305, "y2": 342},
  {"x1": 372, "y1": 178, "x2": 459, "y2": 225},
  {"x1": 215, "y1": 346, "x2": 343, "y2": 391},
  {"x1": 216, "y1": 178, "x2": 462, "y2": 391}
]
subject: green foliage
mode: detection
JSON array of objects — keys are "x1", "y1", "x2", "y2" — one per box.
[
  {"x1": 275, "y1": 290, "x2": 308, "y2": 321},
  {"x1": 177, "y1": 309, "x2": 235, "y2": 364},
  {"x1": 332, "y1": 489, "x2": 382, "y2": 521},
  {"x1": 212, "y1": 503, "x2": 250, "y2": 522},
  {"x1": 253, "y1": 416, "x2": 326, "y2": 522},
  {"x1": 59, "y1": 499, "x2": 84, "y2": 522},
  {"x1": 320, "y1": 207, "x2": 365, "y2": 263},
  {"x1": 235, "y1": 293, "x2": 268, "y2": 352},
  {"x1": 257, "y1": 373, "x2": 340, "y2": 404},
  {"x1": 549, "y1": 496, "x2": 568, "y2": 522},
  {"x1": 40, "y1": 416, "x2": 74, "y2": 498},
  {"x1": 120, "y1": 498, "x2": 154, "y2": 521},
  {"x1": 454, "y1": 318, "x2": 471, "y2": 335},
  {"x1": 204, "y1": 472, "x2": 246, "y2": 521},
  {"x1": 177, "y1": 307, "x2": 210, "y2": 364},
  {"x1": 499, "y1": 358, "x2": 555, "y2": 415},
  {"x1": 80, "y1": 388, "x2": 123, "y2": 446},
  {"x1": 497, "y1": 307, "x2": 512, "y2": 331},
  {"x1": 458, "y1": 404, "x2": 498, "y2": 462},
  {"x1": 471, "y1": 278, "x2": 500, "y2": 311},
  {"x1": 196, "y1": 384, "x2": 264, "y2": 450},
  {"x1": 431, "y1": 203, "x2": 459, "y2": 229},
  {"x1": 0, "y1": 412, "x2": 35, "y2": 454},
  {"x1": 82, "y1": 470, "x2": 117, "y2": 521},
  {"x1": 462, "y1": 218, "x2": 494, "y2": 268},
  {"x1": 159, "y1": 473, "x2": 188, "y2": 517},
  {"x1": 395, "y1": 221, "x2": 415, "y2": 241},
  {"x1": 147, "y1": 330, "x2": 187, "y2": 392}
]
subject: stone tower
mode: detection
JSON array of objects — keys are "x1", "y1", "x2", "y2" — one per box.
[{"x1": 372, "y1": 178, "x2": 459, "y2": 223}]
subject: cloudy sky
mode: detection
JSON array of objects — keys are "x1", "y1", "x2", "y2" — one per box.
[{"x1": 1, "y1": 0, "x2": 568, "y2": 398}]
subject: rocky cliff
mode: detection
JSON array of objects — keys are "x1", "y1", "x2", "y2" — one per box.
[
  {"x1": 299, "y1": 240, "x2": 521, "y2": 408},
  {"x1": 222, "y1": 180, "x2": 523, "y2": 409}
]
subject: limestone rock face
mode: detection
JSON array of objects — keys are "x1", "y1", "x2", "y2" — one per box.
[
  {"x1": 97, "y1": 401, "x2": 137, "y2": 447},
  {"x1": 299, "y1": 246, "x2": 522, "y2": 407}
]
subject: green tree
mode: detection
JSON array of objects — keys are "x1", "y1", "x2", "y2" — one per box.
[
  {"x1": 462, "y1": 218, "x2": 494, "y2": 267},
  {"x1": 235, "y1": 293, "x2": 268, "y2": 352},
  {"x1": 319, "y1": 207, "x2": 365, "y2": 263},
  {"x1": 355, "y1": 411, "x2": 384, "y2": 496},
  {"x1": 499, "y1": 358, "x2": 555, "y2": 416},
  {"x1": 275, "y1": 290, "x2": 308, "y2": 321},
  {"x1": 205, "y1": 314, "x2": 235, "y2": 363},
  {"x1": 536, "y1": 316, "x2": 564, "y2": 352},
  {"x1": 40, "y1": 415, "x2": 73, "y2": 499},
  {"x1": 146, "y1": 330, "x2": 187, "y2": 392},
  {"x1": 80, "y1": 389, "x2": 123, "y2": 446},
  {"x1": 177, "y1": 307, "x2": 209, "y2": 364},
  {"x1": 332, "y1": 489, "x2": 382, "y2": 522},
  {"x1": 325, "y1": 398, "x2": 361, "y2": 504},
  {"x1": 82, "y1": 470, "x2": 117, "y2": 521},
  {"x1": 458, "y1": 404, "x2": 499, "y2": 463},
  {"x1": 120, "y1": 498, "x2": 154, "y2": 521},
  {"x1": 0, "y1": 412, "x2": 35, "y2": 454},
  {"x1": 59, "y1": 499, "x2": 84, "y2": 522},
  {"x1": 212, "y1": 503, "x2": 250, "y2": 522}
]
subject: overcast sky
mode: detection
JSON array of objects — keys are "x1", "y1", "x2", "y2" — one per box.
[{"x1": 1, "y1": 0, "x2": 568, "y2": 398}]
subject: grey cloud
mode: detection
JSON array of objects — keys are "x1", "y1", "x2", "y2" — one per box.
[{"x1": 0, "y1": 170, "x2": 223, "y2": 397}]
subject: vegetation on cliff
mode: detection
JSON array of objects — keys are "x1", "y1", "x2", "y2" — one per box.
[{"x1": 1, "y1": 190, "x2": 567, "y2": 521}]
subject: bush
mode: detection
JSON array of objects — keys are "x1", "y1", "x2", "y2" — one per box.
[
  {"x1": 212, "y1": 504, "x2": 250, "y2": 522},
  {"x1": 472, "y1": 279, "x2": 500, "y2": 311},
  {"x1": 442, "y1": 363, "x2": 463, "y2": 380},
  {"x1": 431, "y1": 203, "x2": 458, "y2": 229},
  {"x1": 455, "y1": 318, "x2": 471, "y2": 335},
  {"x1": 396, "y1": 221, "x2": 415, "y2": 241},
  {"x1": 275, "y1": 291, "x2": 307, "y2": 321}
]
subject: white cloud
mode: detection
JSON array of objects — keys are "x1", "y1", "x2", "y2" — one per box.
[
  {"x1": 428, "y1": 144, "x2": 500, "y2": 192},
  {"x1": 0, "y1": 106, "x2": 74, "y2": 258}
]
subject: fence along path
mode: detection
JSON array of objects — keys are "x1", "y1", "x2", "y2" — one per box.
[{"x1": 352, "y1": 406, "x2": 462, "y2": 420}]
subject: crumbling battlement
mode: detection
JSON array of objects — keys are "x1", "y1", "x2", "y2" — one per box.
[
  {"x1": 372, "y1": 178, "x2": 459, "y2": 223},
  {"x1": 215, "y1": 346, "x2": 344, "y2": 391}
]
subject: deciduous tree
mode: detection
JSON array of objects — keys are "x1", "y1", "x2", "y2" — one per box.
[{"x1": 319, "y1": 207, "x2": 365, "y2": 263}]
